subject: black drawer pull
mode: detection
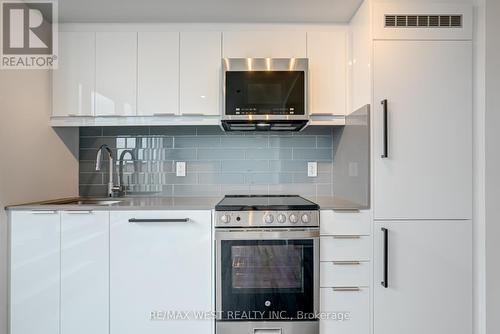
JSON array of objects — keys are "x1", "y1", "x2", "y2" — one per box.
[
  {"x1": 381, "y1": 227, "x2": 389, "y2": 288},
  {"x1": 381, "y1": 99, "x2": 389, "y2": 158},
  {"x1": 128, "y1": 218, "x2": 190, "y2": 223}
]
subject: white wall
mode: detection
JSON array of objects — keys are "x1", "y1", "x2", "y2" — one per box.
[
  {"x1": 484, "y1": 0, "x2": 500, "y2": 332},
  {"x1": 349, "y1": 0, "x2": 371, "y2": 111},
  {"x1": 473, "y1": 0, "x2": 486, "y2": 333},
  {"x1": 0, "y1": 70, "x2": 79, "y2": 334},
  {"x1": 372, "y1": 0, "x2": 472, "y2": 2}
]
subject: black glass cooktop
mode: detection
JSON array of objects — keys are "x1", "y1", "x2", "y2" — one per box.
[{"x1": 215, "y1": 195, "x2": 319, "y2": 211}]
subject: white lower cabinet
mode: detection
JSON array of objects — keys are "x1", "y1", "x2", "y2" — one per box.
[
  {"x1": 110, "y1": 210, "x2": 213, "y2": 334},
  {"x1": 320, "y1": 210, "x2": 371, "y2": 236},
  {"x1": 10, "y1": 209, "x2": 213, "y2": 334},
  {"x1": 319, "y1": 209, "x2": 371, "y2": 334},
  {"x1": 9, "y1": 211, "x2": 61, "y2": 334},
  {"x1": 320, "y1": 235, "x2": 371, "y2": 262},
  {"x1": 320, "y1": 261, "x2": 369, "y2": 288},
  {"x1": 373, "y1": 220, "x2": 472, "y2": 334},
  {"x1": 320, "y1": 287, "x2": 370, "y2": 334},
  {"x1": 61, "y1": 211, "x2": 109, "y2": 334}
]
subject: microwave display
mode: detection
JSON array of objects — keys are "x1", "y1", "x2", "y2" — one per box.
[{"x1": 225, "y1": 71, "x2": 305, "y2": 115}]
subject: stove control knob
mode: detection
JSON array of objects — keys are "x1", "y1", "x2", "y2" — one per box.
[
  {"x1": 264, "y1": 214, "x2": 274, "y2": 224},
  {"x1": 220, "y1": 214, "x2": 231, "y2": 224},
  {"x1": 277, "y1": 214, "x2": 287, "y2": 224},
  {"x1": 301, "y1": 213, "x2": 310, "y2": 224},
  {"x1": 289, "y1": 214, "x2": 298, "y2": 224}
]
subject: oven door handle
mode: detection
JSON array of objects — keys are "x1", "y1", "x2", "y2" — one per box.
[
  {"x1": 214, "y1": 229, "x2": 319, "y2": 240},
  {"x1": 253, "y1": 329, "x2": 282, "y2": 334}
]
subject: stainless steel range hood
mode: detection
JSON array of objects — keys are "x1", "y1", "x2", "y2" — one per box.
[{"x1": 221, "y1": 118, "x2": 309, "y2": 132}]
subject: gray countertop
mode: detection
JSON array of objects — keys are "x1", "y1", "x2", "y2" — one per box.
[
  {"x1": 6, "y1": 195, "x2": 365, "y2": 211},
  {"x1": 306, "y1": 196, "x2": 367, "y2": 210},
  {"x1": 5, "y1": 197, "x2": 222, "y2": 211}
]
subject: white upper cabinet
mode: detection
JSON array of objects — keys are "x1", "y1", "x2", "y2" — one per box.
[
  {"x1": 179, "y1": 31, "x2": 221, "y2": 115},
  {"x1": 222, "y1": 31, "x2": 306, "y2": 58},
  {"x1": 51, "y1": 27, "x2": 353, "y2": 125},
  {"x1": 137, "y1": 32, "x2": 180, "y2": 116},
  {"x1": 61, "y1": 211, "x2": 109, "y2": 334},
  {"x1": 307, "y1": 31, "x2": 347, "y2": 115},
  {"x1": 53, "y1": 32, "x2": 95, "y2": 116},
  {"x1": 95, "y1": 32, "x2": 137, "y2": 116},
  {"x1": 10, "y1": 211, "x2": 60, "y2": 334},
  {"x1": 373, "y1": 40, "x2": 472, "y2": 220}
]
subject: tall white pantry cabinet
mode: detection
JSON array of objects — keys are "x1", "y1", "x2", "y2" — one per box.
[{"x1": 365, "y1": 3, "x2": 473, "y2": 334}]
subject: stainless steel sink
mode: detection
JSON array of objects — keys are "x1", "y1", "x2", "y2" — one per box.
[{"x1": 48, "y1": 199, "x2": 123, "y2": 206}]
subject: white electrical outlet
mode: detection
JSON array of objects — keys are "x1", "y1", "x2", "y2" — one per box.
[
  {"x1": 176, "y1": 161, "x2": 186, "y2": 177},
  {"x1": 307, "y1": 162, "x2": 317, "y2": 177}
]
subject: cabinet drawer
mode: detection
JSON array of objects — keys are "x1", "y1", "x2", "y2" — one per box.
[
  {"x1": 320, "y1": 236, "x2": 371, "y2": 261},
  {"x1": 320, "y1": 261, "x2": 369, "y2": 287},
  {"x1": 320, "y1": 210, "x2": 371, "y2": 236},
  {"x1": 320, "y1": 287, "x2": 369, "y2": 334}
]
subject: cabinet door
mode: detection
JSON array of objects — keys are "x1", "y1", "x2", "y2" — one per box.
[
  {"x1": 222, "y1": 31, "x2": 306, "y2": 58},
  {"x1": 373, "y1": 40, "x2": 472, "y2": 220},
  {"x1": 138, "y1": 32, "x2": 179, "y2": 116},
  {"x1": 61, "y1": 211, "x2": 109, "y2": 334},
  {"x1": 374, "y1": 221, "x2": 472, "y2": 334},
  {"x1": 110, "y1": 210, "x2": 212, "y2": 334},
  {"x1": 53, "y1": 32, "x2": 95, "y2": 116},
  {"x1": 95, "y1": 32, "x2": 137, "y2": 116},
  {"x1": 307, "y1": 31, "x2": 347, "y2": 115},
  {"x1": 179, "y1": 32, "x2": 221, "y2": 115},
  {"x1": 320, "y1": 210, "x2": 371, "y2": 236},
  {"x1": 320, "y1": 287, "x2": 369, "y2": 334},
  {"x1": 10, "y1": 211, "x2": 60, "y2": 334}
]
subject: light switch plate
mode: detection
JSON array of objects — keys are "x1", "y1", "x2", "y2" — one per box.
[
  {"x1": 307, "y1": 162, "x2": 317, "y2": 177},
  {"x1": 176, "y1": 161, "x2": 186, "y2": 177}
]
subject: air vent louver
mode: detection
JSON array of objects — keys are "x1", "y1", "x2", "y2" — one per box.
[
  {"x1": 385, "y1": 15, "x2": 396, "y2": 27},
  {"x1": 407, "y1": 16, "x2": 417, "y2": 27},
  {"x1": 385, "y1": 14, "x2": 462, "y2": 28},
  {"x1": 396, "y1": 15, "x2": 406, "y2": 26},
  {"x1": 429, "y1": 15, "x2": 439, "y2": 27},
  {"x1": 450, "y1": 15, "x2": 462, "y2": 27}
]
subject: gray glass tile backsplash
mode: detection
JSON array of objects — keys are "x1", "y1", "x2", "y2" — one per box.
[{"x1": 79, "y1": 126, "x2": 335, "y2": 197}]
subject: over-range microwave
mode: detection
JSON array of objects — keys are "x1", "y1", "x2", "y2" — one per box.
[{"x1": 221, "y1": 58, "x2": 309, "y2": 131}]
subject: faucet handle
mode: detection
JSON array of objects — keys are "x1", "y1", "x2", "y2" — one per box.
[{"x1": 110, "y1": 186, "x2": 123, "y2": 198}]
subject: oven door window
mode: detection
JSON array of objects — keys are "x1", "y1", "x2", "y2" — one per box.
[
  {"x1": 220, "y1": 239, "x2": 314, "y2": 321},
  {"x1": 225, "y1": 71, "x2": 305, "y2": 115}
]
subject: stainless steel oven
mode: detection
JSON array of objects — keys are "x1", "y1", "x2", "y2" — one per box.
[
  {"x1": 221, "y1": 58, "x2": 309, "y2": 131},
  {"x1": 214, "y1": 195, "x2": 320, "y2": 334}
]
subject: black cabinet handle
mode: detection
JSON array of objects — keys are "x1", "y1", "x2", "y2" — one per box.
[
  {"x1": 381, "y1": 99, "x2": 388, "y2": 158},
  {"x1": 381, "y1": 227, "x2": 389, "y2": 288},
  {"x1": 128, "y1": 218, "x2": 190, "y2": 223}
]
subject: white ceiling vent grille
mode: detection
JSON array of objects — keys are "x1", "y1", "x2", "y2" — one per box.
[{"x1": 385, "y1": 15, "x2": 463, "y2": 28}]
